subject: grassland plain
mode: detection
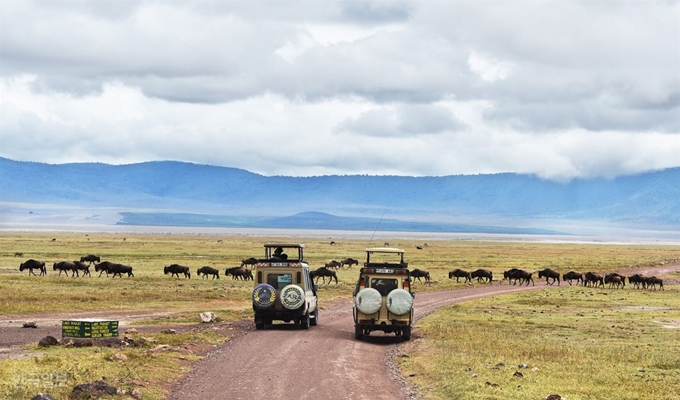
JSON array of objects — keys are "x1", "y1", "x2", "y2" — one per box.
[{"x1": 1, "y1": 232, "x2": 679, "y2": 399}]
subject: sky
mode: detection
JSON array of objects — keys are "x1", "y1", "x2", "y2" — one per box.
[{"x1": 0, "y1": 0, "x2": 678, "y2": 181}]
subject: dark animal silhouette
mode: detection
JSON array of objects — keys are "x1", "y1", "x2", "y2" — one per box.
[
  {"x1": 53, "y1": 261, "x2": 76, "y2": 277},
  {"x1": 329, "y1": 241, "x2": 336, "y2": 245},
  {"x1": 241, "y1": 257, "x2": 258, "y2": 269},
  {"x1": 644, "y1": 276, "x2": 664, "y2": 290},
  {"x1": 628, "y1": 274, "x2": 646, "y2": 289},
  {"x1": 448, "y1": 269, "x2": 471, "y2": 283},
  {"x1": 411, "y1": 269, "x2": 431, "y2": 283},
  {"x1": 80, "y1": 255, "x2": 100, "y2": 265},
  {"x1": 538, "y1": 268, "x2": 560, "y2": 286},
  {"x1": 109, "y1": 263, "x2": 134, "y2": 278},
  {"x1": 584, "y1": 272, "x2": 604, "y2": 288},
  {"x1": 604, "y1": 273, "x2": 626, "y2": 289},
  {"x1": 340, "y1": 258, "x2": 359, "y2": 269},
  {"x1": 325, "y1": 260, "x2": 342, "y2": 270},
  {"x1": 416, "y1": 246, "x2": 423, "y2": 250},
  {"x1": 197, "y1": 266, "x2": 220, "y2": 279},
  {"x1": 503, "y1": 268, "x2": 521, "y2": 284},
  {"x1": 14, "y1": 252, "x2": 23, "y2": 257},
  {"x1": 562, "y1": 271, "x2": 584, "y2": 286},
  {"x1": 471, "y1": 269, "x2": 493, "y2": 283},
  {"x1": 72, "y1": 261, "x2": 91, "y2": 277},
  {"x1": 225, "y1": 266, "x2": 253, "y2": 280},
  {"x1": 95, "y1": 261, "x2": 116, "y2": 277},
  {"x1": 311, "y1": 267, "x2": 338, "y2": 284},
  {"x1": 164, "y1": 264, "x2": 191, "y2": 279},
  {"x1": 504, "y1": 268, "x2": 534, "y2": 286},
  {"x1": 20, "y1": 259, "x2": 46, "y2": 276}
]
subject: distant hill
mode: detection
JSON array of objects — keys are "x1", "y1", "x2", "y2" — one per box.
[{"x1": 1, "y1": 157, "x2": 679, "y2": 235}]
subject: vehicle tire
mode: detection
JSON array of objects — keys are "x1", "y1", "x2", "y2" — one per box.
[
  {"x1": 386, "y1": 288, "x2": 413, "y2": 316},
  {"x1": 310, "y1": 306, "x2": 318, "y2": 326},
  {"x1": 402, "y1": 326, "x2": 411, "y2": 341},
  {"x1": 355, "y1": 288, "x2": 382, "y2": 314},
  {"x1": 252, "y1": 284, "x2": 276, "y2": 309},
  {"x1": 280, "y1": 285, "x2": 305, "y2": 310},
  {"x1": 355, "y1": 326, "x2": 363, "y2": 340},
  {"x1": 300, "y1": 312, "x2": 310, "y2": 329},
  {"x1": 255, "y1": 322, "x2": 264, "y2": 330}
]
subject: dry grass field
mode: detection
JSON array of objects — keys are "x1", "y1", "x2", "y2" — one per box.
[{"x1": 1, "y1": 231, "x2": 678, "y2": 399}]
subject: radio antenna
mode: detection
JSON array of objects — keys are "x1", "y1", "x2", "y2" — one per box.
[{"x1": 368, "y1": 206, "x2": 388, "y2": 247}]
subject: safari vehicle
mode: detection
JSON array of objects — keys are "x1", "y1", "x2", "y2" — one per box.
[
  {"x1": 353, "y1": 247, "x2": 414, "y2": 341},
  {"x1": 252, "y1": 243, "x2": 318, "y2": 330}
]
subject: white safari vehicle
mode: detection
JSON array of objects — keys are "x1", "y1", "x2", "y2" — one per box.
[
  {"x1": 353, "y1": 247, "x2": 414, "y2": 341},
  {"x1": 252, "y1": 243, "x2": 318, "y2": 330}
]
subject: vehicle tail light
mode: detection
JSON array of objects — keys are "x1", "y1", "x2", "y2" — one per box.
[
  {"x1": 403, "y1": 279, "x2": 409, "y2": 289},
  {"x1": 359, "y1": 278, "x2": 366, "y2": 289}
]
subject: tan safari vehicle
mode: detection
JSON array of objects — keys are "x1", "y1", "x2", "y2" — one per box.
[
  {"x1": 252, "y1": 243, "x2": 318, "y2": 330},
  {"x1": 353, "y1": 247, "x2": 414, "y2": 341}
]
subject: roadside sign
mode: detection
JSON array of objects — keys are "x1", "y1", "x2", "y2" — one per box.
[{"x1": 62, "y1": 320, "x2": 119, "y2": 338}]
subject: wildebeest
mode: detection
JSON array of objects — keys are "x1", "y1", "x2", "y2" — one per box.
[
  {"x1": 241, "y1": 257, "x2": 258, "y2": 269},
  {"x1": 109, "y1": 263, "x2": 134, "y2": 278},
  {"x1": 94, "y1": 261, "x2": 116, "y2": 277},
  {"x1": 471, "y1": 269, "x2": 493, "y2": 283},
  {"x1": 644, "y1": 276, "x2": 664, "y2": 290},
  {"x1": 53, "y1": 261, "x2": 76, "y2": 277},
  {"x1": 14, "y1": 252, "x2": 23, "y2": 257},
  {"x1": 628, "y1": 274, "x2": 647, "y2": 289},
  {"x1": 537, "y1": 268, "x2": 560, "y2": 286},
  {"x1": 562, "y1": 271, "x2": 584, "y2": 286},
  {"x1": 197, "y1": 266, "x2": 220, "y2": 279},
  {"x1": 72, "y1": 261, "x2": 91, "y2": 277},
  {"x1": 325, "y1": 260, "x2": 342, "y2": 270},
  {"x1": 504, "y1": 268, "x2": 534, "y2": 286},
  {"x1": 164, "y1": 264, "x2": 191, "y2": 279},
  {"x1": 20, "y1": 259, "x2": 46, "y2": 276},
  {"x1": 80, "y1": 254, "x2": 100, "y2": 265},
  {"x1": 584, "y1": 272, "x2": 604, "y2": 288},
  {"x1": 225, "y1": 266, "x2": 253, "y2": 280},
  {"x1": 448, "y1": 269, "x2": 471, "y2": 283},
  {"x1": 340, "y1": 258, "x2": 359, "y2": 269},
  {"x1": 411, "y1": 268, "x2": 430, "y2": 283},
  {"x1": 311, "y1": 267, "x2": 338, "y2": 284},
  {"x1": 604, "y1": 273, "x2": 626, "y2": 289}
]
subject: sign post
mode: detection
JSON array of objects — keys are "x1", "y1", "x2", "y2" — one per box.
[{"x1": 62, "y1": 320, "x2": 119, "y2": 338}]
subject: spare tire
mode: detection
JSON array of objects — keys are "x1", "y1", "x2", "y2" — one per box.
[
  {"x1": 355, "y1": 288, "x2": 382, "y2": 315},
  {"x1": 252, "y1": 284, "x2": 276, "y2": 309},
  {"x1": 280, "y1": 285, "x2": 305, "y2": 310},
  {"x1": 387, "y1": 289, "x2": 413, "y2": 316}
]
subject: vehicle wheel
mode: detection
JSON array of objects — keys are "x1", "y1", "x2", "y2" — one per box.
[
  {"x1": 300, "y1": 312, "x2": 310, "y2": 329},
  {"x1": 355, "y1": 326, "x2": 363, "y2": 340},
  {"x1": 255, "y1": 322, "x2": 264, "y2": 330},
  {"x1": 310, "y1": 307, "x2": 318, "y2": 326},
  {"x1": 402, "y1": 326, "x2": 411, "y2": 341}
]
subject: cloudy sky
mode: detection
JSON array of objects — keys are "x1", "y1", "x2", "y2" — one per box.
[{"x1": 1, "y1": 0, "x2": 678, "y2": 180}]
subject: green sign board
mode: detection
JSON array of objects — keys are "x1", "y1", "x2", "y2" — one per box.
[{"x1": 62, "y1": 320, "x2": 119, "y2": 338}]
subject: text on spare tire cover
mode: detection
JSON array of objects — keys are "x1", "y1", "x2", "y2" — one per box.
[
  {"x1": 253, "y1": 284, "x2": 276, "y2": 308},
  {"x1": 281, "y1": 285, "x2": 304, "y2": 309}
]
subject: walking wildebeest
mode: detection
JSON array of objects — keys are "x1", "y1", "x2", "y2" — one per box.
[
  {"x1": 537, "y1": 268, "x2": 560, "y2": 286},
  {"x1": 53, "y1": 261, "x2": 76, "y2": 277},
  {"x1": 94, "y1": 261, "x2": 116, "y2": 277},
  {"x1": 225, "y1": 266, "x2": 253, "y2": 280},
  {"x1": 644, "y1": 276, "x2": 664, "y2": 290},
  {"x1": 325, "y1": 260, "x2": 342, "y2": 270},
  {"x1": 241, "y1": 257, "x2": 258, "y2": 269},
  {"x1": 604, "y1": 273, "x2": 626, "y2": 289},
  {"x1": 471, "y1": 269, "x2": 493, "y2": 283},
  {"x1": 584, "y1": 272, "x2": 604, "y2": 288},
  {"x1": 504, "y1": 268, "x2": 534, "y2": 286},
  {"x1": 311, "y1": 267, "x2": 338, "y2": 284},
  {"x1": 20, "y1": 259, "x2": 46, "y2": 276},
  {"x1": 197, "y1": 266, "x2": 220, "y2": 279},
  {"x1": 72, "y1": 261, "x2": 91, "y2": 277},
  {"x1": 448, "y1": 269, "x2": 471, "y2": 283},
  {"x1": 340, "y1": 258, "x2": 359, "y2": 269},
  {"x1": 80, "y1": 254, "x2": 100, "y2": 265},
  {"x1": 411, "y1": 269, "x2": 430, "y2": 283},
  {"x1": 164, "y1": 264, "x2": 191, "y2": 279},
  {"x1": 628, "y1": 274, "x2": 647, "y2": 289},
  {"x1": 109, "y1": 263, "x2": 134, "y2": 278},
  {"x1": 562, "y1": 271, "x2": 584, "y2": 286}
]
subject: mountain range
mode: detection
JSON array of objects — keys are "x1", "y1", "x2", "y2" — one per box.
[{"x1": 1, "y1": 157, "x2": 678, "y2": 237}]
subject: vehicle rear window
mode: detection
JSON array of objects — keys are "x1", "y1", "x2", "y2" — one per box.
[
  {"x1": 371, "y1": 278, "x2": 398, "y2": 296},
  {"x1": 267, "y1": 273, "x2": 292, "y2": 289}
]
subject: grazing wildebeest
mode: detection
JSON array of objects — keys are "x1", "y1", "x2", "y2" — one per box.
[
  {"x1": 80, "y1": 254, "x2": 100, "y2": 265},
  {"x1": 448, "y1": 269, "x2": 471, "y2": 283},
  {"x1": 72, "y1": 261, "x2": 91, "y2": 277},
  {"x1": 94, "y1": 261, "x2": 116, "y2": 277},
  {"x1": 53, "y1": 261, "x2": 76, "y2": 277},
  {"x1": 537, "y1": 268, "x2": 560, "y2": 286},
  {"x1": 164, "y1": 264, "x2": 191, "y2": 279},
  {"x1": 324, "y1": 260, "x2": 342, "y2": 270},
  {"x1": 109, "y1": 263, "x2": 134, "y2": 278},
  {"x1": 411, "y1": 269, "x2": 430, "y2": 283},
  {"x1": 340, "y1": 258, "x2": 359, "y2": 269},
  {"x1": 14, "y1": 252, "x2": 23, "y2": 257},
  {"x1": 311, "y1": 267, "x2": 338, "y2": 284},
  {"x1": 225, "y1": 266, "x2": 253, "y2": 280},
  {"x1": 329, "y1": 241, "x2": 336, "y2": 246},
  {"x1": 604, "y1": 273, "x2": 626, "y2": 289},
  {"x1": 415, "y1": 246, "x2": 423, "y2": 250},
  {"x1": 504, "y1": 268, "x2": 534, "y2": 286},
  {"x1": 471, "y1": 269, "x2": 493, "y2": 283},
  {"x1": 584, "y1": 272, "x2": 604, "y2": 288},
  {"x1": 628, "y1": 274, "x2": 647, "y2": 289},
  {"x1": 644, "y1": 276, "x2": 664, "y2": 290},
  {"x1": 197, "y1": 266, "x2": 220, "y2": 279},
  {"x1": 20, "y1": 259, "x2": 46, "y2": 276},
  {"x1": 240, "y1": 257, "x2": 258, "y2": 269},
  {"x1": 562, "y1": 271, "x2": 584, "y2": 286}
]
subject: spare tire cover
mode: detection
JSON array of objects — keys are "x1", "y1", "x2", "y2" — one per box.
[
  {"x1": 355, "y1": 288, "x2": 382, "y2": 315},
  {"x1": 253, "y1": 284, "x2": 276, "y2": 309},
  {"x1": 280, "y1": 285, "x2": 305, "y2": 310},
  {"x1": 387, "y1": 289, "x2": 413, "y2": 316}
]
